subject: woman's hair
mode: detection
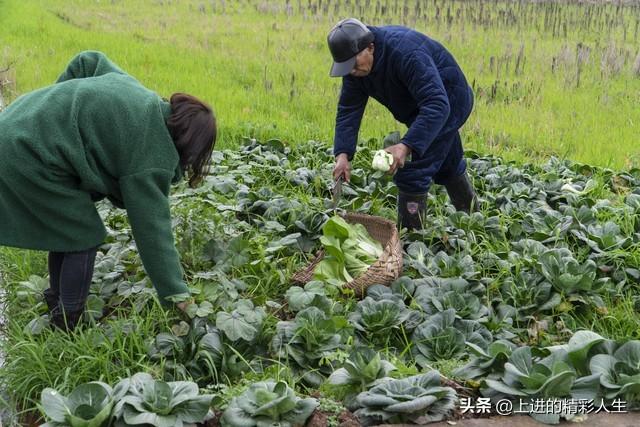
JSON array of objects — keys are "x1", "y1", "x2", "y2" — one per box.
[{"x1": 166, "y1": 93, "x2": 216, "y2": 187}]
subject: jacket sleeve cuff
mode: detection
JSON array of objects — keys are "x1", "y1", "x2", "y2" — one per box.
[
  {"x1": 159, "y1": 290, "x2": 191, "y2": 307},
  {"x1": 400, "y1": 139, "x2": 426, "y2": 157},
  {"x1": 334, "y1": 149, "x2": 355, "y2": 161}
]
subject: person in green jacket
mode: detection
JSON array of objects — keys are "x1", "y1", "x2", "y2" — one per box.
[{"x1": 0, "y1": 51, "x2": 217, "y2": 330}]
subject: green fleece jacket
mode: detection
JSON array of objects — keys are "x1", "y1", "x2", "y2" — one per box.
[{"x1": 0, "y1": 51, "x2": 188, "y2": 302}]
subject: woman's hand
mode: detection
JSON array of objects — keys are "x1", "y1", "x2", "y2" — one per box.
[{"x1": 176, "y1": 299, "x2": 196, "y2": 314}]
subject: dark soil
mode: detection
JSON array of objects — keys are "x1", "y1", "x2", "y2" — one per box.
[{"x1": 19, "y1": 409, "x2": 43, "y2": 427}]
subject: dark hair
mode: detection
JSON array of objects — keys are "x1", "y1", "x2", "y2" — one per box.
[{"x1": 166, "y1": 93, "x2": 216, "y2": 187}]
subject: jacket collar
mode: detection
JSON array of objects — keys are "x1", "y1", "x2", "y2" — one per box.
[
  {"x1": 368, "y1": 26, "x2": 385, "y2": 76},
  {"x1": 161, "y1": 99, "x2": 172, "y2": 121}
]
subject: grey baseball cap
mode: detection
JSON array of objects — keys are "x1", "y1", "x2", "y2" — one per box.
[{"x1": 327, "y1": 18, "x2": 374, "y2": 77}]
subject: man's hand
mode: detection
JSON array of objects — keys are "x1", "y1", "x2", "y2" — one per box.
[
  {"x1": 333, "y1": 153, "x2": 351, "y2": 182},
  {"x1": 385, "y1": 143, "x2": 412, "y2": 174}
]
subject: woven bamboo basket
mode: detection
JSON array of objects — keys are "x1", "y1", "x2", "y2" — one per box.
[{"x1": 292, "y1": 212, "x2": 403, "y2": 297}]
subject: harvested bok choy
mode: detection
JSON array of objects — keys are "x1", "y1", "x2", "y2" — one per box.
[
  {"x1": 371, "y1": 150, "x2": 394, "y2": 172},
  {"x1": 313, "y1": 215, "x2": 383, "y2": 286}
]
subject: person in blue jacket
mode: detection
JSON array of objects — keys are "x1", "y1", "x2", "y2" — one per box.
[{"x1": 328, "y1": 18, "x2": 478, "y2": 230}]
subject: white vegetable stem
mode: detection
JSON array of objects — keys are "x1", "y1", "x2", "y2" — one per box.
[{"x1": 372, "y1": 150, "x2": 394, "y2": 172}]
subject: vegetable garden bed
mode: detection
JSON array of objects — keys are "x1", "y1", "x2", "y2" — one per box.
[{"x1": 1, "y1": 137, "x2": 640, "y2": 426}]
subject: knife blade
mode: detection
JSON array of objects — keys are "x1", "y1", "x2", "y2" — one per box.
[{"x1": 332, "y1": 176, "x2": 343, "y2": 211}]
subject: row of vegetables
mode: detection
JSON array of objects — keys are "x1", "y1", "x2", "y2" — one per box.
[{"x1": 38, "y1": 307, "x2": 640, "y2": 426}]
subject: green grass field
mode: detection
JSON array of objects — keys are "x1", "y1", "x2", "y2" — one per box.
[{"x1": 1, "y1": 0, "x2": 639, "y2": 167}]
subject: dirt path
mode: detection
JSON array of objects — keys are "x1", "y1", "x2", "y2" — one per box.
[{"x1": 381, "y1": 412, "x2": 640, "y2": 427}]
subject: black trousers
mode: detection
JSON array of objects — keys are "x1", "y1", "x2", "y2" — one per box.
[
  {"x1": 44, "y1": 246, "x2": 98, "y2": 312},
  {"x1": 393, "y1": 129, "x2": 466, "y2": 194}
]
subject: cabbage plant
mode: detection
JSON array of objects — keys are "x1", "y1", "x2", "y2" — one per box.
[
  {"x1": 453, "y1": 340, "x2": 517, "y2": 380},
  {"x1": 520, "y1": 208, "x2": 573, "y2": 243},
  {"x1": 40, "y1": 373, "x2": 214, "y2": 427},
  {"x1": 284, "y1": 281, "x2": 331, "y2": 313},
  {"x1": 216, "y1": 299, "x2": 267, "y2": 342},
  {"x1": 271, "y1": 307, "x2": 350, "y2": 386},
  {"x1": 572, "y1": 221, "x2": 631, "y2": 253},
  {"x1": 349, "y1": 297, "x2": 413, "y2": 343},
  {"x1": 113, "y1": 373, "x2": 213, "y2": 427},
  {"x1": 220, "y1": 380, "x2": 317, "y2": 427},
  {"x1": 352, "y1": 371, "x2": 457, "y2": 426},
  {"x1": 415, "y1": 251, "x2": 478, "y2": 280},
  {"x1": 414, "y1": 278, "x2": 488, "y2": 320},
  {"x1": 40, "y1": 382, "x2": 122, "y2": 427},
  {"x1": 148, "y1": 317, "x2": 223, "y2": 384},
  {"x1": 537, "y1": 248, "x2": 609, "y2": 307},
  {"x1": 590, "y1": 341, "x2": 640, "y2": 407},
  {"x1": 411, "y1": 309, "x2": 492, "y2": 365},
  {"x1": 499, "y1": 270, "x2": 560, "y2": 316},
  {"x1": 328, "y1": 346, "x2": 395, "y2": 409},
  {"x1": 481, "y1": 346, "x2": 591, "y2": 424}
]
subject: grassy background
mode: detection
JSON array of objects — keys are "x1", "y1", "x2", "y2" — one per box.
[{"x1": 1, "y1": 0, "x2": 639, "y2": 168}]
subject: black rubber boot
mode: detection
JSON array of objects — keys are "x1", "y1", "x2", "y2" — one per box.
[
  {"x1": 43, "y1": 288, "x2": 59, "y2": 313},
  {"x1": 397, "y1": 191, "x2": 427, "y2": 230},
  {"x1": 49, "y1": 306, "x2": 84, "y2": 332},
  {"x1": 444, "y1": 172, "x2": 478, "y2": 213}
]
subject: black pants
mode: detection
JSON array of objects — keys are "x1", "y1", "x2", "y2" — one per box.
[
  {"x1": 393, "y1": 129, "x2": 466, "y2": 194},
  {"x1": 44, "y1": 247, "x2": 98, "y2": 313}
]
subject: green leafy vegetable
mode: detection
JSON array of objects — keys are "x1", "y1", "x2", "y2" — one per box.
[
  {"x1": 220, "y1": 380, "x2": 317, "y2": 427},
  {"x1": 371, "y1": 150, "x2": 393, "y2": 172},
  {"x1": 313, "y1": 216, "x2": 383, "y2": 286},
  {"x1": 352, "y1": 371, "x2": 457, "y2": 426},
  {"x1": 327, "y1": 346, "x2": 395, "y2": 409},
  {"x1": 40, "y1": 382, "x2": 120, "y2": 427},
  {"x1": 113, "y1": 373, "x2": 213, "y2": 427}
]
